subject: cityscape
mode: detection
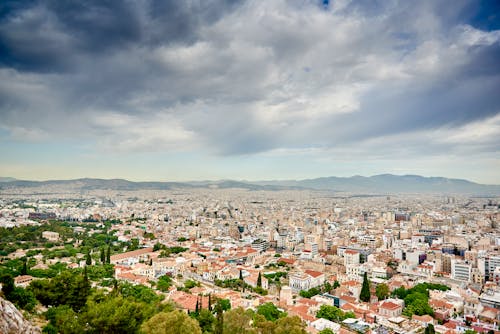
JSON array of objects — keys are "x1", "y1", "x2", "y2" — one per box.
[
  {"x1": 0, "y1": 179, "x2": 499, "y2": 333},
  {"x1": 0, "y1": 1, "x2": 499, "y2": 334}
]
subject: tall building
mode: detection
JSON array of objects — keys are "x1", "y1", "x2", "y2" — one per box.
[{"x1": 451, "y1": 260, "x2": 472, "y2": 282}]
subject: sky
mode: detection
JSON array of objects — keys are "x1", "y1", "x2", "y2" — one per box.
[{"x1": 0, "y1": 0, "x2": 499, "y2": 183}]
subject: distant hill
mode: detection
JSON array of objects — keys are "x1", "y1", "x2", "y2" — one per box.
[
  {"x1": 0, "y1": 177, "x2": 17, "y2": 182},
  {"x1": 0, "y1": 174, "x2": 499, "y2": 195},
  {"x1": 259, "y1": 174, "x2": 500, "y2": 194}
]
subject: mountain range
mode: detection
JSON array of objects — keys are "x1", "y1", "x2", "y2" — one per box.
[{"x1": 0, "y1": 174, "x2": 499, "y2": 195}]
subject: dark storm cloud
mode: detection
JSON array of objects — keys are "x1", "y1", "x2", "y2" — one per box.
[
  {"x1": 0, "y1": 0, "x2": 242, "y2": 72},
  {"x1": 0, "y1": 0, "x2": 499, "y2": 159}
]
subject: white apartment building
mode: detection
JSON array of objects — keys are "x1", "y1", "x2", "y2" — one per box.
[
  {"x1": 289, "y1": 270, "x2": 325, "y2": 291},
  {"x1": 344, "y1": 249, "x2": 361, "y2": 280},
  {"x1": 451, "y1": 260, "x2": 472, "y2": 282}
]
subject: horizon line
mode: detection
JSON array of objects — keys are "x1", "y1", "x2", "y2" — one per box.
[{"x1": 2, "y1": 173, "x2": 499, "y2": 186}]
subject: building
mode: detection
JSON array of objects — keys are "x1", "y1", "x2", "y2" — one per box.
[
  {"x1": 251, "y1": 239, "x2": 269, "y2": 252},
  {"x1": 451, "y1": 260, "x2": 472, "y2": 282},
  {"x1": 14, "y1": 275, "x2": 34, "y2": 288},
  {"x1": 42, "y1": 231, "x2": 60, "y2": 242},
  {"x1": 110, "y1": 247, "x2": 154, "y2": 266},
  {"x1": 310, "y1": 318, "x2": 341, "y2": 332},
  {"x1": 379, "y1": 299, "x2": 404, "y2": 318},
  {"x1": 289, "y1": 270, "x2": 325, "y2": 291},
  {"x1": 279, "y1": 285, "x2": 293, "y2": 306}
]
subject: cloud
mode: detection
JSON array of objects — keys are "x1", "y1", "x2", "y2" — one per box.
[{"x1": 0, "y1": 0, "x2": 499, "y2": 164}]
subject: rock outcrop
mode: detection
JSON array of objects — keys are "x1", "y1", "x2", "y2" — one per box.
[{"x1": 0, "y1": 297, "x2": 41, "y2": 334}]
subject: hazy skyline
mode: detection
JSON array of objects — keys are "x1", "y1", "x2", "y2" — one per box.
[{"x1": 1, "y1": 1, "x2": 499, "y2": 183}]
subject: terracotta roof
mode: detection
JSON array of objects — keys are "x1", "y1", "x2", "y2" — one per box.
[
  {"x1": 305, "y1": 269, "x2": 324, "y2": 278},
  {"x1": 412, "y1": 314, "x2": 434, "y2": 323},
  {"x1": 169, "y1": 291, "x2": 210, "y2": 311},
  {"x1": 380, "y1": 301, "x2": 401, "y2": 310},
  {"x1": 110, "y1": 247, "x2": 154, "y2": 261},
  {"x1": 280, "y1": 258, "x2": 296, "y2": 264}
]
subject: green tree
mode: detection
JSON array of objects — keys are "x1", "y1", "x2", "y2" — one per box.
[
  {"x1": 106, "y1": 245, "x2": 111, "y2": 264},
  {"x1": 218, "y1": 298, "x2": 231, "y2": 311},
  {"x1": 299, "y1": 287, "x2": 321, "y2": 298},
  {"x1": 253, "y1": 314, "x2": 275, "y2": 334},
  {"x1": 333, "y1": 280, "x2": 340, "y2": 289},
  {"x1": 84, "y1": 295, "x2": 150, "y2": 334},
  {"x1": 86, "y1": 251, "x2": 92, "y2": 266},
  {"x1": 184, "y1": 279, "x2": 200, "y2": 289},
  {"x1": 142, "y1": 311, "x2": 202, "y2": 334},
  {"x1": 118, "y1": 282, "x2": 163, "y2": 304},
  {"x1": 274, "y1": 315, "x2": 307, "y2": 334},
  {"x1": 157, "y1": 275, "x2": 173, "y2": 292},
  {"x1": 21, "y1": 258, "x2": 28, "y2": 275},
  {"x1": 7, "y1": 287, "x2": 37, "y2": 311},
  {"x1": 256, "y1": 302, "x2": 286, "y2": 322},
  {"x1": 424, "y1": 323, "x2": 436, "y2": 334},
  {"x1": 376, "y1": 283, "x2": 389, "y2": 300},
  {"x1": 257, "y1": 272, "x2": 262, "y2": 288},
  {"x1": 316, "y1": 305, "x2": 355, "y2": 322},
  {"x1": 196, "y1": 308, "x2": 215, "y2": 333},
  {"x1": 214, "y1": 299, "x2": 224, "y2": 334},
  {"x1": 100, "y1": 248, "x2": 105, "y2": 263},
  {"x1": 223, "y1": 307, "x2": 254, "y2": 334},
  {"x1": 360, "y1": 272, "x2": 371, "y2": 302},
  {"x1": 45, "y1": 305, "x2": 84, "y2": 334},
  {"x1": 28, "y1": 270, "x2": 91, "y2": 311},
  {"x1": 318, "y1": 329, "x2": 334, "y2": 334},
  {"x1": 0, "y1": 273, "x2": 15, "y2": 298}
]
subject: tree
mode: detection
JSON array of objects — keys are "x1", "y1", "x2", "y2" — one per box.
[
  {"x1": 196, "y1": 309, "x2": 215, "y2": 333},
  {"x1": 274, "y1": 316, "x2": 307, "y2": 334},
  {"x1": 21, "y1": 258, "x2": 28, "y2": 275},
  {"x1": 86, "y1": 251, "x2": 92, "y2": 266},
  {"x1": 84, "y1": 295, "x2": 151, "y2": 334},
  {"x1": 0, "y1": 273, "x2": 15, "y2": 298},
  {"x1": 425, "y1": 324, "x2": 436, "y2": 334},
  {"x1": 106, "y1": 245, "x2": 111, "y2": 264},
  {"x1": 318, "y1": 329, "x2": 334, "y2": 334},
  {"x1": 28, "y1": 270, "x2": 91, "y2": 311},
  {"x1": 316, "y1": 305, "x2": 355, "y2": 322},
  {"x1": 299, "y1": 287, "x2": 321, "y2": 298},
  {"x1": 214, "y1": 299, "x2": 224, "y2": 334},
  {"x1": 257, "y1": 272, "x2": 262, "y2": 288},
  {"x1": 253, "y1": 314, "x2": 276, "y2": 334},
  {"x1": 184, "y1": 279, "x2": 200, "y2": 289},
  {"x1": 376, "y1": 283, "x2": 389, "y2": 300},
  {"x1": 45, "y1": 305, "x2": 84, "y2": 334},
  {"x1": 256, "y1": 302, "x2": 286, "y2": 322},
  {"x1": 7, "y1": 287, "x2": 37, "y2": 311},
  {"x1": 223, "y1": 307, "x2": 253, "y2": 334},
  {"x1": 333, "y1": 280, "x2": 340, "y2": 289},
  {"x1": 218, "y1": 298, "x2": 231, "y2": 311},
  {"x1": 157, "y1": 275, "x2": 173, "y2": 292},
  {"x1": 360, "y1": 272, "x2": 371, "y2": 302},
  {"x1": 403, "y1": 298, "x2": 434, "y2": 317},
  {"x1": 100, "y1": 248, "x2": 105, "y2": 263},
  {"x1": 142, "y1": 310, "x2": 202, "y2": 334}
]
